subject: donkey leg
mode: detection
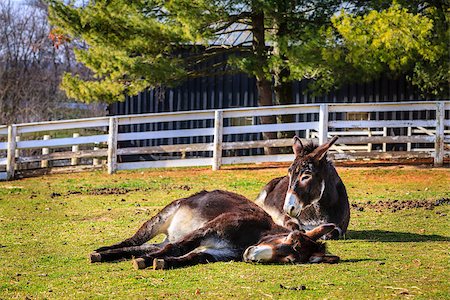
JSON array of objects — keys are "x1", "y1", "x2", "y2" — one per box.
[
  {"x1": 132, "y1": 242, "x2": 192, "y2": 270},
  {"x1": 90, "y1": 244, "x2": 161, "y2": 263},
  {"x1": 133, "y1": 212, "x2": 257, "y2": 270},
  {"x1": 132, "y1": 228, "x2": 214, "y2": 269},
  {"x1": 94, "y1": 202, "x2": 178, "y2": 252},
  {"x1": 153, "y1": 252, "x2": 219, "y2": 270},
  {"x1": 323, "y1": 226, "x2": 343, "y2": 240}
]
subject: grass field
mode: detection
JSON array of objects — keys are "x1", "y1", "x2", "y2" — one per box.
[{"x1": 0, "y1": 165, "x2": 449, "y2": 299}]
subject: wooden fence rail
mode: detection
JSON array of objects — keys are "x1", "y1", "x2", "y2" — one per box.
[{"x1": 0, "y1": 101, "x2": 449, "y2": 180}]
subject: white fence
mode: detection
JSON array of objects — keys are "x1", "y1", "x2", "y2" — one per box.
[{"x1": 0, "y1": 101, "x2": 449, "y2": 180}]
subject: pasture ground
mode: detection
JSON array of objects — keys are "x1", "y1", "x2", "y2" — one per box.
[{"x1": 0, "y1": 165, "x2": 449, "y2": 299}]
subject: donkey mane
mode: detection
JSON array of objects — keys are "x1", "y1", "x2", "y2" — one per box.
[
  {"x1": 295, "y1": 141, "x2": 330, "y2": 163},
  {"x1": 299, "y1": 140, "x2": 318, "y2": 156}
]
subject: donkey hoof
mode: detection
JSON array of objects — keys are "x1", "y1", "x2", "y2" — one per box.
[
  {"x1": 153, "y1": 258, "x2": 166, "y2": 270},
  {"x1": 133, "y1": 258, "x2": 148, "y2": 270},
  {"x1": 90, "y1": 252, "x2": 102, "y2": 263}
]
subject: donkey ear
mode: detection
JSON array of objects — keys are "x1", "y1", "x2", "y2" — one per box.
[
  {"x1": 312, "y1": 136, "x2": 338, "y2": 161},
  {"x1": 292, "y1": 136, "x2": 304, "y2": 156},
  {"x1": 285, "y1": 230, "x2": 304, "y2": 244},
  {"x1": 305, "y1": 224, "x2": 336, "y2": 241}
]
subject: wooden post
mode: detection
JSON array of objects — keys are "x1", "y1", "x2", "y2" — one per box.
[
  {"x1": 212, "y1": 110, "x2": 223, "y2": 171},
  {"x1": 14, "y1": 136, "x2": 20, "y2": 170},
  {"x1": 318, "y1": 104, "x2": 328, "y2": 145},
  {"x1": 382, "y1": 127, "x2": 387, "y2": 152},
  {"x1": 434, "y1": 101, "x2": 445, "y2": 167},
  {"x1": 367, "y1": 129, "x2": 372, "y2": 152},
  {"x1": 6, "y1": 125, "x2": 17, "y2": 180},
  {"x1": 41, "y1": 135, "x2": 51, "y2": 168},
  {"x1": 71, "y1": 133, "x2": 80, "y2": 166},
  {"x1": 93, "y1": 143, "x2": 100, "y2": 166},
  {"x1": 367, "y1": 112, "x2": 372, "y2": 152},
  {"x1": 407, "y1": 127, "x2": 412, "y2": 152},
  {"x1": 108, "y1": 117, "x2": 118, "y2": 174}
]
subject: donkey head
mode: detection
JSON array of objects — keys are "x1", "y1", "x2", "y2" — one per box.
[
  {"x1": 283, "y1": 136, "x2": 338, "y2": 218},
  {"x1": 243, "y1": 224, "x2": 339, "y2": 264}
]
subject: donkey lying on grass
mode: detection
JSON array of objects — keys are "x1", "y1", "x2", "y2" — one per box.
[
  {"x1": 256, "y1": 136, "x2": 350, "y2": 239},
  {"x1": 90, "y1": 190, "x2": 339, "y2": 269}
]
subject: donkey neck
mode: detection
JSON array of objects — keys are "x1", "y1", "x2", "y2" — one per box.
[{"x1": 266, "y1": 223, "x2": 291, "y2": 236}]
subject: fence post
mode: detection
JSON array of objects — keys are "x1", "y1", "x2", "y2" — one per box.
[
  {"x1": 41, "y1": 135, "x2": 51, "y2": 168},
  {"x1": 318, "y1": 104, "x2": 328, "y2": 145},
  {"x1": 407, "y1": 127, "x2": 412, "y2": 152},
  {"x1": 434, "y1": 101, "x2": 445, "y2": 167},
  {"x1": 93, "y1": 143, "x2": 100, "y2": 166},
  {"x1": 71, "y1": 133, "x2": 80, "y2": 166},
  {"x1": 14, "y1": 136, "x2": 20, "y2": 170},
  {"x1": 367, "y1": 129, "x2": 372, "y2": 152},
  {"x1": 6, "y1": 125, "x2": 17, "y2": 180},
  {"x1": 108, "y1": 117, "x2": 118, "y2": 174},
  {"x1": 212, "y1": 110, "x2": 223, "y2": 171},
  {"x1": 382, "y1": 127, "x2": 387, "y2": 152}
]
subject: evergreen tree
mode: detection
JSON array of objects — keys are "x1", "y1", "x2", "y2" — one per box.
[
  {"x1": 48, "y1": 0, "x2": 343, "y2": 152},
  {"x1": 47, "y1": 0, "x2": 448, "y2": 107},
  {"x1": 47, "y1": 0, "x2": 346, "y2": 102}
]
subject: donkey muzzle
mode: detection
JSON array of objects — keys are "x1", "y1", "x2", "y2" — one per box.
[
  {"x1": 283, "y1": 192, "x2": 302, "y2": 217},
  {"x1": 243, "y1": 245, "x2": 274, "y2": 263}
]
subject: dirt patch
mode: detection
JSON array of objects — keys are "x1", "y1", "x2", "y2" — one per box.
[
  {"x1": 352, "y1": 198, "x2": 450, "y2": 212},
  {"x1": 86, "y1": 187, "x2": 135, "y2": 195},
  {"x1": 160, "y1": 184, "x2": 192, "y2": 192},
  {"x1": 66, "y1": 184, "x2": 192, "y2": 196},
  {"x1": 279, "y1": 284, "x2": 306, "y2": 291}
]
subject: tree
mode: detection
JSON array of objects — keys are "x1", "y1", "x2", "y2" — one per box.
[
  {"x1": 47, "y1": 0, "x2": 345, "y2": 153},
  {"x1": 0, "y1": 0, "x2": 105, "y2": 125},
  {"x1": 47, "y1": 1, "x2": 448, "y2": 145},
  {"x1": 292, "y1": 1, "x2": 449, "y2": 98}
]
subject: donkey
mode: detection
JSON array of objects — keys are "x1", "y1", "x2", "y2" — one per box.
[
  {"x1": 255, "y1": 136, "x2": 350, "y2": 239},
  {"x1": 90, "y1": 190, "x2": 339, "y2": 269}
]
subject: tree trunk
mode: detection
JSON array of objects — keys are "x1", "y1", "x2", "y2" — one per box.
[
  {"x1": 252, "y1": 9, "x2": 278, "y2": 154},
  {"x1": 275, "y1": 74, "x2": 295, "y2": 140},
  {"x1": 272, "y1": 6, "x2": 295, "y2": 141},
  {"x1": 257, "y1": 79, "x2": 278, "y2": 154}
]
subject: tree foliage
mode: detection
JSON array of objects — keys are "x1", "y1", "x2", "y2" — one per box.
[
  {"x1": 48, "y1": 0, "x2": 192, "y2": 103},
  {"x1": 48, "y1": 0, "x2": 345, "y2": 104},
  {"x1": 313, "y1": 2, "x2": 449, "y2": 97},
  {"x1": 47, "y1": 0, "x2": 449, "y2": 105}
]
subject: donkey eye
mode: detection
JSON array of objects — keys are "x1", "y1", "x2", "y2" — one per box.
[{"x1": 301, "y1": 175, "x2": 311, "y2": 181}]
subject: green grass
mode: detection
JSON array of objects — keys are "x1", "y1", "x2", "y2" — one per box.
[{"x1": 0, "y1": 166, "x2": 449, "y2": 299}]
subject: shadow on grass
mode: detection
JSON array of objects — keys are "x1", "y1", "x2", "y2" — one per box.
[
  {"x1": 339, "y1": 258, "x2": 383, "y2": 263},
  {"x1": 346, "y1": 230, "x2": 450, "y2": 242}
]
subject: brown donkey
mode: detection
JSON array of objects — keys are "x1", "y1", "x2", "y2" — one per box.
[
  {"x1": 90, "y1": 190, "x2": 339, "y2": 269},
  {"x1": 255, "y1": 137, "x2": 350, "y2": 239}
]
